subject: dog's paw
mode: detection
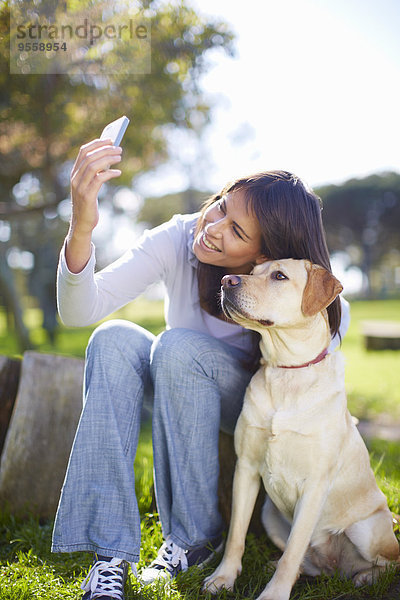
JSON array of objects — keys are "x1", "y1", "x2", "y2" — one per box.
[
  {"x1": 256, "y1": 590, "x2": 290, "y2": 600},
  {"x1": 256, "y1": 593, "x2": 289, "y2": 600},
  {"x1": 255, "y1": 580, "x2": 291, "y2": 600},
  {"x1": 202, "y1": 574, "x2": 235, "y2": 594},
  {"x1": 202, "y1": 565, "x2": 240, "y2": 594},
  {"x1": 353, "y1": 567, "x2": 377, "y2": 587}
]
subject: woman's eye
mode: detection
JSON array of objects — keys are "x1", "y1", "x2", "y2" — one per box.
[
  {"x1": 215, "y1": 199, "x2": 244, "y2": 241},
  {"x1": 232, "y1": 226, "x2": 244, "y2": 240},
  {"x1": 272, "y1": 271, "x2": 287, "y2": 280}
]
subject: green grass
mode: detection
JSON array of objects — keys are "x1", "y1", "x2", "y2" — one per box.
[
  {"x1": 340, "y1": 299, "x2": 400, "y2": 420},
  {"x1": 0, "y1": 432, "x2": 399, "y2": 599},
  {"x1": 0, "y1": 298, "x2": 166, "y2": 358},
  {"x1": 1, "y1": 298, "x2": 400, "y2": 598}
]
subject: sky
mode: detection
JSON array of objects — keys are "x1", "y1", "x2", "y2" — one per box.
[{"x1": 137, "y1": 0, "x2": 400, "y2": 196}]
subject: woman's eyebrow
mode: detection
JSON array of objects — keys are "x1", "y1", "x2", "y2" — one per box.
[{"x1": 222, "y1": 197, "x2": 251, "y2": 240}]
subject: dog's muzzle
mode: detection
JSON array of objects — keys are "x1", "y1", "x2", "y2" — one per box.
[{"x1": 220, "y1": 274, "x2": 274, "y2": 328}]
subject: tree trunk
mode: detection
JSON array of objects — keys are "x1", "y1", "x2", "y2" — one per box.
[{"x1": 0, "y1": 244, "x2": 33, "y2": 352}]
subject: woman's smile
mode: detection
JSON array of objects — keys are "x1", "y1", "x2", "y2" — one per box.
[{"x1": 200, "y1": 232, "x2": 221, "y2": 253}]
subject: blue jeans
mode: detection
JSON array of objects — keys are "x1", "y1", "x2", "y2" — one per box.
[{"x1": 52, "y1": 320, "x2": 253, "y2": 562}]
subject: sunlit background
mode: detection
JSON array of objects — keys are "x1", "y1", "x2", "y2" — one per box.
[
  {"x1": 135, "y1": 0, "x2": 400, "y2": 294},
  {"x1": 1, "y1": 0, "x2": 400, "y2": 350},
  {"x1": 137, "y1": 0, "x2": 400, "y2": 195}
]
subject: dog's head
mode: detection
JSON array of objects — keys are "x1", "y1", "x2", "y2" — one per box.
[{"x1": 221, "y1": 258, "x2": 343, "y2": 332}]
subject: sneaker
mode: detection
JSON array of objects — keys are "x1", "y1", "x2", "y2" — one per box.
[
  {"x1": 140, "y1": 536, "x2": 223, "y2": 584},
  {"x1": 81, "y1": 555, "x2": 128, "y2": 600}
]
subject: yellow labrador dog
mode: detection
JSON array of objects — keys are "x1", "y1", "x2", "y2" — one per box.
[{"x1": 203, "y1": 259, "x2": 399, "y2": 600}]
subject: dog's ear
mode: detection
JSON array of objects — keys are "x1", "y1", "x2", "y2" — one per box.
[{"x1": 301, "y1": 263, "x2": 343, "y2": 317}]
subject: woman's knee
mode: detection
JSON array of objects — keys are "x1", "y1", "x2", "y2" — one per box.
[
  {"x1": 84, "y1": 320, "x2": 155, "y2": 413},
  {"x1": 87, "y1": 319, "x2": 154, "y2": 361},
  {"x1": 150, "y1": 328, "x2": 210, "y2": 371}
]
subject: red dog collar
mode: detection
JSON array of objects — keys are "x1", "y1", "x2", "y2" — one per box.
[{"x1": 278, "y1": 348, "x2": 328, "y2": 369}]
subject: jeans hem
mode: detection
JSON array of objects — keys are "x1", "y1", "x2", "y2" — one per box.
[
  {"x1": 168, "y1": 530, "x2": 224, "y2": 552},
  {"x1": 51, "y1": 542, "x2": 140, "y2": 563}
]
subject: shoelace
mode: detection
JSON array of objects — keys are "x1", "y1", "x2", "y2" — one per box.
[
  {"x1": 81, "y1": 558, "x2": 128, "y2": 600},
  {"x1": 152, "y1": 539, "x2": 188, "y2": 572}
]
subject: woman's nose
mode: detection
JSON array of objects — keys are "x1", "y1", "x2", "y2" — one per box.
[
  {"x1": 222, "y1": 274, "x2": 242, "y2": 288},
  {"x1": 205, "y1": 217, "x2": 224, "y2": 237}
]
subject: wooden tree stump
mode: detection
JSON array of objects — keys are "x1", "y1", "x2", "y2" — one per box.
[
  {"x1": 218, "y1": 430, "x2": 265, "y2": 536},
  {"x1": 0, "y1": 355, "x2": 22, "y2": 455},
  {"x1": 0, "y1": 350, "x2": 266, "y2": 534},
  {"x1": 0, "y1": 351, "x2": 84, "y2": 518}
]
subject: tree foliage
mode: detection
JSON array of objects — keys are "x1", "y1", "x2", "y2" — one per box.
[
  {"x1": 0, "y1": 0, "x2": 235, "y2": 350},
  {"x1": 137, "y1": 187, "x2": 210, "y2": 227},
  {"x1": 317, "y1": 172, "x2": 400, "y2": 296},
  {"x1": 0, "y1": 0, "x2": 235, "y2": 207}
]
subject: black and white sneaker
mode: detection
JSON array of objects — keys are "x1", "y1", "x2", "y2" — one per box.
[
  {"x1": 81, "y1": 555, "x2": 130, "y2": 600},
  {"x1": 140, "y1": 536, "x2": 223, "y2": 584}
]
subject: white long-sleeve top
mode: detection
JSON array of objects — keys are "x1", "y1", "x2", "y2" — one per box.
[{"x1": 57, "y1": 212, "x2": 350, "y2": 353}]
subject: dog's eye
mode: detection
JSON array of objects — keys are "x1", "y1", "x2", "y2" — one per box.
[{"x1": 272, "y1": 271, "x2": 287, "y2": 281}]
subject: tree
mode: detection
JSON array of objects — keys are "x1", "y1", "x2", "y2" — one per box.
[
  {"x1": 137, "y1": 187, "x2": 211, "y2": 228},
  {"x1": 317, "y1": 172, "x2": 400, "y2": 297},
  {"x1": 0, "y1": 0, "x2": 235, "y2": 350}
]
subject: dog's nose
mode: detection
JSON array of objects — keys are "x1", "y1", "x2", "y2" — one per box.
[{"x1": 222, "y1": 274, "x2": 242, "y2": 288}]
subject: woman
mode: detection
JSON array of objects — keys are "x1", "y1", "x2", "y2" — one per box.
[{"x1": 52, "y1": 139, "x2": 349, "y2": 600}]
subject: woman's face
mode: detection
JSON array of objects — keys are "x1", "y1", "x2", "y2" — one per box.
[{"x1": 193, "y1": 189, "x2": 266, "y2": 273}]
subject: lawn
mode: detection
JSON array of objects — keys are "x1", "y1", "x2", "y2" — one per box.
[
  {"x1": 0, "y1": 298, "x2": 399, "y2": 598},
  {"x1": 0, "y1": 430, "x2": 399, "y2": 599},
  {"x1": 340, "y1": 299, "x2": 400, "y2": 420},
  {"x1": 0, "y1": 298, "x2": 166, "y2": 359}
]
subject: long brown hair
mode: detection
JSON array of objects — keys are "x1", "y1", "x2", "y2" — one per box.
[{"x1": 196, "y1": 170, "x2": 341, "y2": 348}]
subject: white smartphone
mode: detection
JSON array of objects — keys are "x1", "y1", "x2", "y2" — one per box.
[{"x1": 100, "y1": 115, "x2": 130, "y2": 146}]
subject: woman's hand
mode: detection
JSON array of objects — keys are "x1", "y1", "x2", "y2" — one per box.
[
  {"x1": 65, "y1": 139, "x2": 123, "y2": 273},
  {"x1": 70, "y1": 139, "x2": 122, "y2": 234}
]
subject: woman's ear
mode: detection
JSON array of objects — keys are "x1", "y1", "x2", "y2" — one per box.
[{"x1": 255, "y1": 254, "x2": 269, "y2": 265}]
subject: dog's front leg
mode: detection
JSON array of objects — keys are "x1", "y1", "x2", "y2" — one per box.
[
  {"x1": 203, "y1": 457, "x2": 261, "y2": 593},
  {"x1": 256, "y1": 483, "x2": 328, "y2": 600}
]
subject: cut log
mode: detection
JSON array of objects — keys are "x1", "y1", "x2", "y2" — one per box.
[
  {"x1": 0, "y1": 350, "x2": 265, "y2": 531},
  {"x1": 0, "y1": 355, "x2": 22, "y2": 455},
  {"x1": 0, "y1": 351, "x2": 84, "y2": 518}
]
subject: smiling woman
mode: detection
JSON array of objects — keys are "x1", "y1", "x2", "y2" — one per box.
[
  {"x1": 52, "y1": 139, "x2": 349, "y2": 599},
  {"x1": 195, "y1": 170, "x2": 343, "y2": 342}
]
